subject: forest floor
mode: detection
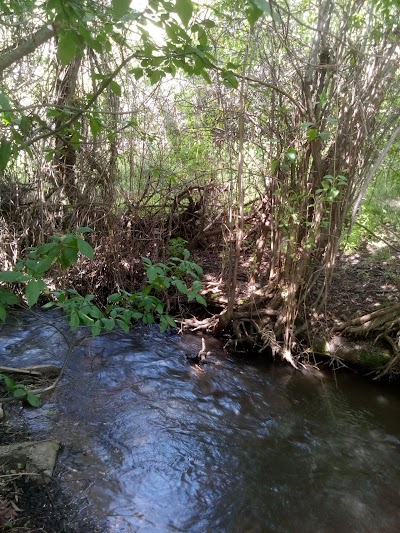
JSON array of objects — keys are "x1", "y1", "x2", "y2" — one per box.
[{"x1": 1, "y1": 235, "x2": 399, "y2": 532}]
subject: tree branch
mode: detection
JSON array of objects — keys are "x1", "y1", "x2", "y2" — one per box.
[{"x1": 0, "y1": 22, "x2": 60, "y2": 75}]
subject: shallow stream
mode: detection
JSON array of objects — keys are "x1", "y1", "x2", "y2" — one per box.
[{"x1": 1, "y1": 311, "x2": 400, "y2": 532}]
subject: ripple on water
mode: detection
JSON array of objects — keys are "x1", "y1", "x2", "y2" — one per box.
[{"x1": 1, "y1": 312, "x2": 400, "y2": 532}]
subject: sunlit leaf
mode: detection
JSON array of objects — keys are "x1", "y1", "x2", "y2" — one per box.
[
  {"x1": 306, "y1": 128, "x2": 319, "y2": 141},
  {"x1": 285, "y1": 148, "x2": 297, "y2": 162},
  {"x1": 175, "y1": 0, "x2": 193, "y2": 27},
  {"x1": 245, "y1": 2, "x2": 264, "y2": 25}
]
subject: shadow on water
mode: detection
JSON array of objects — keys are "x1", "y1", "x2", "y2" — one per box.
[{"x1": 1, "y1": 310, "x2": 400, "y2": 532}]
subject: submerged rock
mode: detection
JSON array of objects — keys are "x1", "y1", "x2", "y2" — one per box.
[{"x1": 0, "y1": 439, "x2": 61, "y2": 484}]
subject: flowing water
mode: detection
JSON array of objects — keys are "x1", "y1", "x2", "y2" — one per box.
[{"x1": 1, "y1": 310, "x2": 400, "y2": 532}]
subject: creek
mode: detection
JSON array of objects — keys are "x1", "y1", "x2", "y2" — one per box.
[{"x1": 1, "y1": 310, "x2": 400, "y2": 532}]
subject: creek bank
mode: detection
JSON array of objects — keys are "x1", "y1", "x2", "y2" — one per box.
[
  {"x1": 312, "y1": 335, "x2": 394, "y2": 374},
  {"x1": 0, "y1": 404, "x2": 103, "y2": 532},
  {"x1": 193, "y1": 237, "x2": 400, "y2": 378}
]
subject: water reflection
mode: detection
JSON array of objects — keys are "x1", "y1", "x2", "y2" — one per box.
[{"x1": 1, "y1": 311, "x2": 400, "y2": 532}]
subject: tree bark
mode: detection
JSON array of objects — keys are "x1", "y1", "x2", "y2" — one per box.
[{"x1": 0, "y1": 22, "x2": 59, "y2": 75}]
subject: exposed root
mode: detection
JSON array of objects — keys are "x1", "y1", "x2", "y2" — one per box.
[
  {"x1": 334, "y1": 302, "x2": 400, "y2": 378},
  {"x1": 334, "y1": 302, "x2": 400, "y2": 336}
]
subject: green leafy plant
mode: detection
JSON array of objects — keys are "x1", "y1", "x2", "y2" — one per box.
[
  {"x1": 0, "y1": 227, "x2": 94, "y2": 318},
  {"x1": 106, "y1": 248, "x2": 207, "y2": 333},
  {"x1": 0, "y1": 373, "x2": 40, "y2": 407}
]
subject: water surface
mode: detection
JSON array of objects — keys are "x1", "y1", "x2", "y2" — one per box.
[{"x1": 1, "y1": 311, "x2": 399, "y2": 532}]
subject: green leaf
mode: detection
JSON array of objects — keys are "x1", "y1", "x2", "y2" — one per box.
[
  {"x1": 148, "y1": 70, "x2": 165, "y2": 85},
  {"x1": 245, "y1": 2, "x2": 264, "y2": 25},
  {"x1": 88, "y1": 305, "x2": 103, "y2": 319},
  {"x1": 62, "y1": 246, "x2": 78, "y2": 264},
  {"x1": 42, "y1": 301, "x2": 57, "y2": 309},
  {"x1": 0, "y1": 138, "x2": 12, "y2": 172},
  {"x1": 174, "y1": 279, "x2": 188, "y2": 294},
  {"x1": 76, "y1": 237, "x2": 94, "y2": 260},
  {"x1": 116, "y1": 318, "x2": 129, "y2": 332},
  {"x1": 3, "y1": 375, "x2": 15, "y2": 391},
  {"x1": 0, "y1": 288, "x2": 19, "y2": 305},
  {"x1": 36, "y1": 242, "x2": 58, "y2": 254},
  {"x1": 319, "y1": 131, "x2": 330, "y2": 141},
  {"x1": 271, "y1": 158, "x2": 280, "y2": 174},
  {"x1": 70, "y1": 311, "x2": 80, "y2": 330},
  {"x1": 78, "y1": 311, "x2": 94, "y2": 325},
  {"x1": 107, "y1": 293, "x2": 121, "y2": 303},
  {"x1": 91, "y1": 320, "x2": 102, "y2": 336},
  {"x1": 306, "y1": 128, "x2": 319, "y2": 141},
  {"x1": 13, "y1": 388, "x2": 27, "y2": 399},
  {"x1": 102, "y1": 318, "x2": 115, "y2": 331},
  {"x1": 76, "y1": 227, "x2": 93, "y2": 233},
  {"x1": 222, "y1": 70, "x2": 238, "y2": 89},
  {"x1": 110, "y1": 80, "x2": 122, "y2": 96},
  {"x1": 89, "y1": 116, "x2": 103, "y2": 137},
  {"x1": 112, "y1": 0, "x2": 131, "y2": 20},
  {"x1": 57, "y1": 32, "x2": 79, "y2": 66},
  {"x1": 0, "y1": 271, "x2": 30, "y2": 282},
  {"x1": 35, "y1": 255, "x2": 55, "y2": 275},
  {"x1": 130, "y1": 68, "x2": 144, "y2": 80},
  {"x1": 165, "y1": 315, "x2": 177, "y2": 328},
  {"x1": 249, "y1": 0, "x2": 282, "y2": 22},
  {"x1": 285, "y1": 148, "x2": 297, "y2": 162},
  {"x1": 141, "y1": 257, "x2": 152, "y2": 266},
  {"x1": 201, "y1": 19, "x2": 216, "y2": 28},
  {"x1": 0, "y1": 304, "x2": 6, "y2": 321},
  {"x1": 26, "y1": 279, "x2": 47, "y2": 307},
  {"x1": 195, "y1": 293, "x2": 207, "y2": 306},
  {"x1": 147, "y1": 265, "x2": 165, "y2": 283},
  {"x1": 175, "y1": 0, "x2": 193, "y2": 27},
  {"x1": 144, "y1": 313, "x2": 155, "y2": 324},
  {"x1": 26, "y1": 391, "x2": 41, "y2": 407},
  {"x1": 192, "y1": 280, "x2": 202, "y2": 291}
]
